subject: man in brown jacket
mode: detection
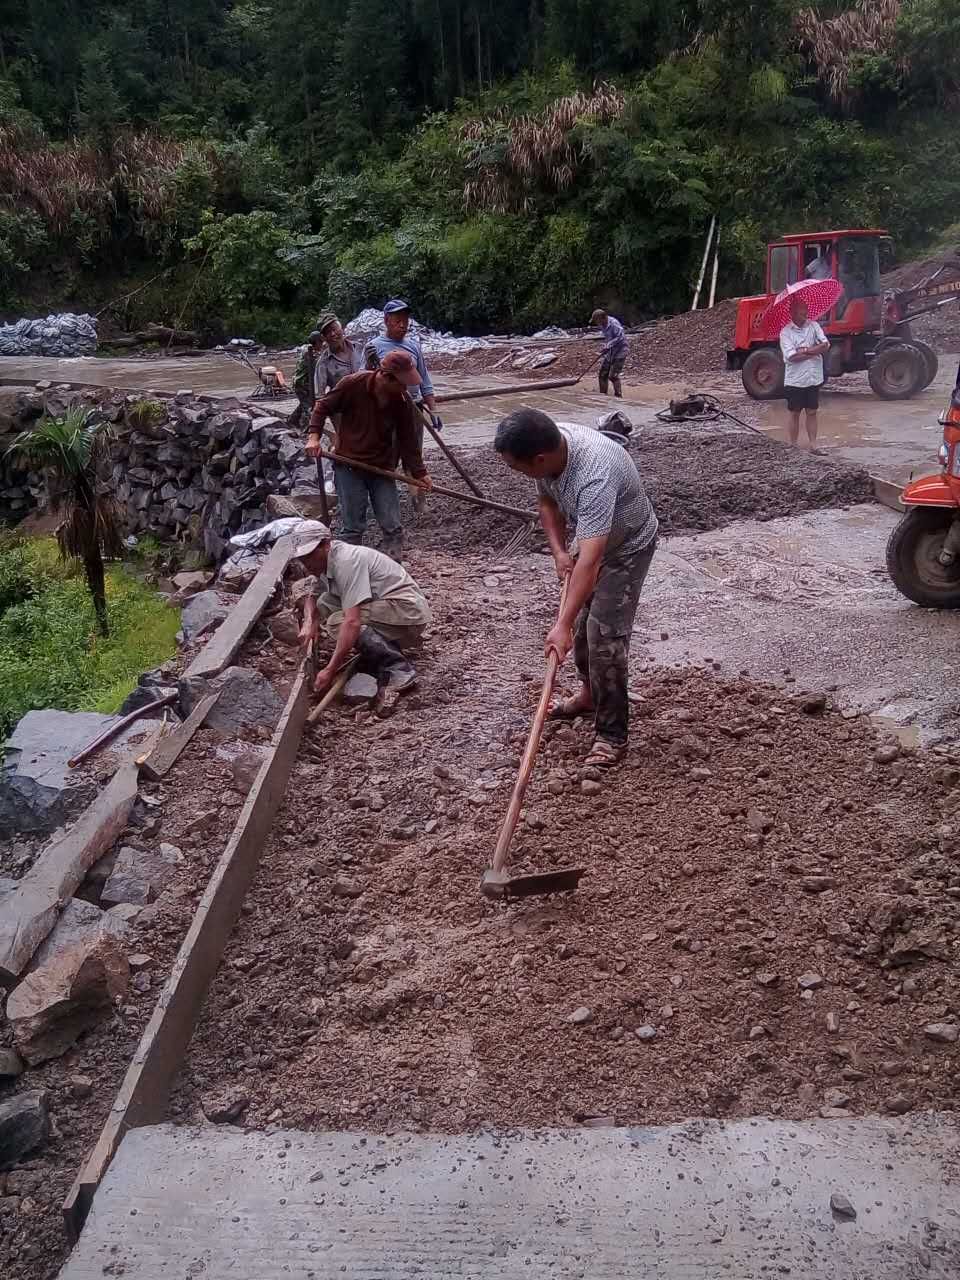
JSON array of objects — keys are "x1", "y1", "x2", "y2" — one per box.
[{"x1": 305, "y1": 348, "x2": 431, "y2": 560}]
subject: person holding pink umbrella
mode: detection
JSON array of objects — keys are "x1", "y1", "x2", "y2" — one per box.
[{"x1": 779, "y1": 296, "x2": 831, "y2": 449}]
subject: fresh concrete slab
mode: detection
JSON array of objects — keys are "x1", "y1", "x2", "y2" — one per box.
[
  {"x1": 59, "y1": 1115, "x2": 959, "y2": 1277},
  {"x1": 636, "y1": 502, "x2": 960, "y2": 743}
]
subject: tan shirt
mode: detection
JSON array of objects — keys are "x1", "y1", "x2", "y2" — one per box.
[{"x1": 316, "y1": 542, "x2": 431, "y2": 627}]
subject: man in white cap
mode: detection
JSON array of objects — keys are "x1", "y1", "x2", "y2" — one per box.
[{"x1": 293, "y1": 521, "x2": 431, "y2": 713}]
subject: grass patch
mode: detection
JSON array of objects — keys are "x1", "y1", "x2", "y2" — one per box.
[{"x1": 0, "y1": 537, "x2": 180, "y2": 739}]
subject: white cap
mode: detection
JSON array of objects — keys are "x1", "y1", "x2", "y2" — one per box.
[{"x1": 292, "y1": 521, "x2": 332, "y2": 557}]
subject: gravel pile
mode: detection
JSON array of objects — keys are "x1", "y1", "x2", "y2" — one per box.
[{"x1": 397, "y1": 429, "x2": 874, "y2": 556}]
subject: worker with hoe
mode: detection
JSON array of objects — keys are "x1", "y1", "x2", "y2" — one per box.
[
  {"x1": 304, "y1": 348, "x2": 431, "y2": 561},
  {"x1": 294, "y1": 520, "x2": 431, "y2": 716},
  {"x1": 590, "y1": 308, "x2": 628, "y2": 398},
  {"x1": 366, "y1": 299, "x2": 442, "y2": 513},
  {"x1": 494, "y1": 408, "x2": 658, "y2": 769},
  {"x1": 779, "y1": 295, "x2": 830, "y2": 450}
]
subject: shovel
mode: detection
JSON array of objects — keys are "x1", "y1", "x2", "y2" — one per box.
[{"x1": 480, "y1": 583, "x2": 586, "y2": 900}]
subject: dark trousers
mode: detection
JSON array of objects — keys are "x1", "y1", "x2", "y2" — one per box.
[{"x1": 573, "y1": 539, "x2": 656, "y2": 745}]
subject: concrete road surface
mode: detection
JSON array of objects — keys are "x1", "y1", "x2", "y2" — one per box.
[{"x1": 59, "y1": 1116, "x2": 960, "y2": 1278}]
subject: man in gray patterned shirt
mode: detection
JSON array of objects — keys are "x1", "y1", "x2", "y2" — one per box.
[{"x1": 494, "y1": 409, "x2": 658, "y2": 768}]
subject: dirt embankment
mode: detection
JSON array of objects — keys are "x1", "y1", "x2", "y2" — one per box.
[
  {"x1": 171, "y1": 553, "x2": 960, "y2": 1137},
  {"x1": 399, "y1": 430, "x2": 874, "y2": 557}
]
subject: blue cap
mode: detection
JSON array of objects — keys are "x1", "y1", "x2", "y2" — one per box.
[{"x1": 383, "y1": 298, "x2": 411, "y2": 315}]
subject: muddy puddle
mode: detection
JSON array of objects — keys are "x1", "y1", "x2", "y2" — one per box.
[{"x1": 756, "y1": 357, "x2": 958, "y2": 484}]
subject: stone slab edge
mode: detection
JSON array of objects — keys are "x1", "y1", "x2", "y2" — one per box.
[
  {"x1": 183, "y1": 536, "x2": 295, "y2": 680},
  {"x1": 62, "y1": 658, "x2": 312, "y2": 1242},
  {"x1": 0, "y1": 760, "x2": 141, "y2": 985}
]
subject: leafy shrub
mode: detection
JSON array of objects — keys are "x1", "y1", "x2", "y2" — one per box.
[
  {"x1": 0, "y1": 207, "x2": 48, "y2": 305},
  {"x1": 184, "y1": 209, "x2": 308, "y2": 308},
  {"x1": 0, "y1": 540, "x2": 180, "y2": 738}
]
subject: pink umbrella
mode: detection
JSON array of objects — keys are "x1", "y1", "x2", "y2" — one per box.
[{"x1": 761, "y1": 278, "x2": 844, "y2": 339}]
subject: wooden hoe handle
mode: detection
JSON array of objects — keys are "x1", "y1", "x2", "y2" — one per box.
[{"x1": 490, "y1": 581, "x2": 568, "y2": 875}]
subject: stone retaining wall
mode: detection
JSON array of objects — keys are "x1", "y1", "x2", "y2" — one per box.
[{"x1": 0, "y1": 384, "x2": 316, "y2": 561}]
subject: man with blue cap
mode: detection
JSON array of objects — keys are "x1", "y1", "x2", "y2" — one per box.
[{"x1": 365, "y1": 300, "x2": 441, "y2": 512}]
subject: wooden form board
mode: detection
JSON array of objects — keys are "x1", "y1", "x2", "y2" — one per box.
[
  {"x1": 183, "y1": 536, "x2": 295, "y2": 680},
  {"x1": 138, "y1": 691, "x2": 220, "y2": 781},
  {"x1": 62, "y1": 660, "x2": 312, "y2": 1242}
]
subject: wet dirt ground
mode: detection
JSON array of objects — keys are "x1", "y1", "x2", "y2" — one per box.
[
  {"x1": 169, "y1": 552, "x2": 960, "y2": 1142},
  {"x1": 644, "y1": 503, "x2": 960, "y2": 744}
]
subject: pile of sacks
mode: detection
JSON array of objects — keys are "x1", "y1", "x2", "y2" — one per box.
[{"x1": 0, "y1": 313, "x2": 98, "y2": 358}]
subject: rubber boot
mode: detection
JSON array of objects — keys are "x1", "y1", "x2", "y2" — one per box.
[
  {"x1": 380, "y1": 531, "x2": 404, "y2": 562},
  {"x1": 356, "y1": 626, "x2": 416, "y2": 690},
  {"x1": 612, "y1": 375, "x2": 623, "y2": 398},
  {"x1": 598, "y1": 372, "x2": 609, "y2": 395}
]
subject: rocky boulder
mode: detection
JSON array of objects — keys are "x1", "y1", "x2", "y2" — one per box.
[
  {"x1": 0, "y1": 1091, "x2": 50, "y2": 1170},
  {"x1": 180, "y1": 591, "x2": 232, "y2": 643},
  {"x1": 101, "y1": 844, "x2": 180, "y2": 907},
  {"x1": 5, "y1": 934, "x2": 129, "y2": 1065},
  {"x1": 30, "y1": 897, "x2": 133, "y2": 969},
  {"x1": 180, "y1": 666, "x2": 283, "y2": 735},
  {"x1": 0, "y1": 710, "x2": 114, "y2": 836}
]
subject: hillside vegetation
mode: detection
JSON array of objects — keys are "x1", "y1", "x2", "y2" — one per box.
[{"x1": 1, "y1": 1, "x2": 959, "y2": 339}]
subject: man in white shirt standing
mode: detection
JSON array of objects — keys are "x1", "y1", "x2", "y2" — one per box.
[{"x1": 779, "y1": 297, "x2": 830, "y2": 449}]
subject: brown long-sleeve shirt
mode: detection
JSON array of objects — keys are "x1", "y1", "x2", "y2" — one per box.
[{"x1": 308, "y1": 371, "x2": 426, "y2": 478}]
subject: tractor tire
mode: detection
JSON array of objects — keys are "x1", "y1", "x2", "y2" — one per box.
[
  {"x1": 868, "y1": 343, "x2": 925, "y2": 400},
  {"x1": 741, "y1": 347, "x2": 785, "y2": 400},
  {"x1": 912, "y1": 339, "x2": 939, "y2": 390},
  {"x1": 886, "y1": 507, "x2": 960, "y2": 608}
]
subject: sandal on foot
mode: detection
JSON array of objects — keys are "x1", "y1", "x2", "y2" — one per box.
[
  {"x1": 585, "y1": 739, "x2": 625, "y2": 768},
  {"x1": 548, "y1": 697, "x2": 594, "y2": 722}
]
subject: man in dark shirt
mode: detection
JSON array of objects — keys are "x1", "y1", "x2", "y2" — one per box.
[{"x1": 305, "y1": 348, "x2": 431, "y2": 560}]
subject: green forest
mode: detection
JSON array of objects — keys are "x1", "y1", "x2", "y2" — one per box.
[{"x1": 1, "y1": 0, "x2": 958, "y2": 340}]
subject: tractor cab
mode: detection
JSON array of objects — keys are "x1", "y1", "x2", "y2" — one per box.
[
  {"x1": 764, "y1": 230, "x2": 885, "y2": 333},
  {"x1": 728, "y1": 229, "x2": 894, "y2": 399}
]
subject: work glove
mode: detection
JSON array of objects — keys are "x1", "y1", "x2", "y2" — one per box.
[{"x1": 430, "y1": 413, "x2": 443, "y2": 433}]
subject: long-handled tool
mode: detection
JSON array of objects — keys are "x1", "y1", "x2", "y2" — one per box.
[
  {"x1": 414, "y1": 400, "x2": 485, "y2": 498},
  {"x1": 317, "y1": 448, "x2": 534, "y2": 522},
  {"x1": 480, "y1": 585, "x2": 586, "y2": 900},
  {"x1": 306, "y1": 656, "x2": 358, "y2": 725}
]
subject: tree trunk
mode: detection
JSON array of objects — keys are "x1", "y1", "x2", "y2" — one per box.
[
  {"x1": 436, "y1": 0, "x2": 447, "y2": 106},
  {"x1": 83, "y1": 549, "x2": 109, "y2": 638},
  {"x1": 455, "y1": 0, "x2": 464, "y2": 96}
]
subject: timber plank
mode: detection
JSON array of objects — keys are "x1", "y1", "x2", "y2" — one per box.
[
  {"x1": 138, "y1": 691, "x2": 221, "y2": 781},
  {"x1": 63, "y1": 660, "x2": 312, "y2": 1241},
  {"x1": 184, "y1": 537, "x2": 294, "y2": 680},
  {"x1": 0, "y1": 760, "x2": 140, "y2": 985}
]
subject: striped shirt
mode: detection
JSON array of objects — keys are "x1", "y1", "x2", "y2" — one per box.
[{"x1": 536, "y1": 424, "x2": 657, "y2": 559}]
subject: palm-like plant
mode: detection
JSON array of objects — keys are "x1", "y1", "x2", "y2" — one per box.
[{"x1": 6, "y1": 408, "x2": 124, "y2": 637}]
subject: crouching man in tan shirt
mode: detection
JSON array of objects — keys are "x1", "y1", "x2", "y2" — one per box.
[{"x1": 292, "y1": 521, "x2": 431, "y2": 714}]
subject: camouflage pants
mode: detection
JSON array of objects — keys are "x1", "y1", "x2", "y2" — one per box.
[{"x1": 573, "y1": 539, "x2": 656, "y2": 746}]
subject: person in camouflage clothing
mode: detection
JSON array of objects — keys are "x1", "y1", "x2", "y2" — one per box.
[
  {"x1": 494, "y1": 407, "x2": 658, "y2": 769},
  {"x1": 295, "y1": 313, "x2": 363, "y2": 488}
]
